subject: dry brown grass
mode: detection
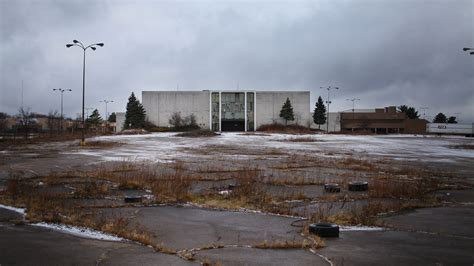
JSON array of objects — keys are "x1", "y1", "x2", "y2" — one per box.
[
  {"x1": 78, "y1": 141, "x2": 125, "y2": 148},
  {"x1": 257, "y1": 123, "x2": 315, "y2": 134},
  {"x1": 368, "y1": 178, "x2": 440, "y2": 199},
  {"x1": 264, "y1": 176, "x2": 329, "y2": 186},
  {"x1": 73, "y1": 181, "x2": 111, "y2": 198},
  {"x1": 253, "y1": 238, "x2": 323, "y2": 249}
]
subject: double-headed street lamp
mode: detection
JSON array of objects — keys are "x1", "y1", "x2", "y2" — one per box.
[
  {"x1": 321, "y1": 86, "x2": 339, "y2": 133},
  {"x1": 346, "y1": 98, "x2": 360, "y2": 132},
  {"x1": 66, "y1": 40, "x2": 104, "y2": 144},
  {"x1": 52, "y1": 88, "x2": 72, "y2": 131},
  {"x1": 462, "y1": 47, "x2": 474, "y2": 55},
  {"x1": 100, "y1": 100, "x2": 114, "y2": 128}
]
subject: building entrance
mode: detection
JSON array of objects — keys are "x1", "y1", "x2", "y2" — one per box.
[
  {"x1": 210, "y1": 91, "x2": 255, "y2": 132},
  {"x1": 221, "y1": 120, "x2": 245, "y2": 131}
]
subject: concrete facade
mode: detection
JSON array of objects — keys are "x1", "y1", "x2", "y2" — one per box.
[
  {"x1": 255, "y1": 91, "x2": 311, "y2": 128},
  {"x1": 142, "y1": 91, "x2": 211, "y2": 129},
  {"x1": 115, "y1": 112, "x2": 125, "y2": 132},
  {"x1": 140, "y1": 90, "x2": 311, "y2": 131}
]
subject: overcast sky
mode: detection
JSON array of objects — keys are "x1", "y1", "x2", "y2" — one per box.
[{"x1": 1, "y1": 0, "x2": 473, "y2": 122}]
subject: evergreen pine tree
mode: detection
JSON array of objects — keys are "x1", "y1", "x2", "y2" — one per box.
[
  {"x1": 279, "y1": 97, "x2": 295, "y2": 125},
  {"x1": 433, "y1": 113, "x2": 447, "y2": 123},
  {"x1": 447, "y1": 116, "x2": 458, "y2": 124},
  {"x1": 86, "y1": 109, "x2": 102, "y2": 126},
  {"x1": 398, "y1": 105, "x2": 420, "y2": 119},
  {"x1": 313, "y1": 96, "x2": 326, "y2": 129},
  {"x1": 124, "y1": 92, "x2": 146, "y2": 129},
  {"x1": 108, "y1": 112, "x2": 116, "y2": 123}
]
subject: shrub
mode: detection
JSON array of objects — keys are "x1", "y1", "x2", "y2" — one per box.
[{"x1": 168, "y1": 112, "x2": 200, "y2": 131}]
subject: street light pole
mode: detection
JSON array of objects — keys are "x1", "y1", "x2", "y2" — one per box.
[
  {"x1": 100, "y1": 100, "x2": 113, "y2": 130},
  {"x1": 52, "y1": 88, "x2": 72, "y2": 132},
  {"x1": 85, "y1": 107, "x2": 93, "y2": 119},
  {"x1": 66, "y1": 40, "x2": 104, "y2": 145},
  {"x1": 420, "y1": 107, "x2": 429, "y2": 120},
  {"x1": 321, "y1": 86, "x2": 339, "y2": 133},
  {"x1": 462, "y1": 47, "x2": 474, "y2": 55},
  {"x1": 346, "y1": 98, "x2": 360, "y2": 132}
]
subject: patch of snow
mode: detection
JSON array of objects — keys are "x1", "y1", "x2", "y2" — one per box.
[
  {"x1": 143, "y1": 194, "x2": 155, "y2": 200},
  {"x1": 218, "y1": 190, "x2": 231, "y2": 195},
  {"x1": 0, "y1": 204, "x2": 26, "y2": 216},
  {"x1": 59, "y1": 132, "x2": 474, "y2": 167},
  {"x1": 32, "y1": 222, "x2": 123, "y2": 241},
  {"x1": 340, "y1": 225, "x2": 385, "y2": 231}
]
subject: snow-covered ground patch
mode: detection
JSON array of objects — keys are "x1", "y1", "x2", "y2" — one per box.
[
  {"x1": 32, "y1": 222, "x2": 123, "y2": 241},
  {"x1": 340, "y1": 225, "x2": 385, "y2": 231},
  {"x1": 0, "y1": 204, "x2": 26, "y2": 216},
  {"x1": 60, "y1": 132, "x2": 474, "y2": 165}
]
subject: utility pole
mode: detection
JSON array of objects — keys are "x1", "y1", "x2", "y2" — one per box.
[
  {"x1": 53, "y1": 88, "x2": 72, "y2": 132},
  {"x1": 100, "y1": 100, "x2": 113, "y2": 130},
  {"x1": 346, "y1": 98, "x2": 360, "y2": 132},
  {"x1": 321, "y1": 86, "x2": 339, "y2": 133}
]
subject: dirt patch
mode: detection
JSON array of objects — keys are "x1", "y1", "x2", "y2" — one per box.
[
  {"x1": 449, "y1": 144, "x2": 474, "y2": 150},
  {"x1": 257, "y1": 123, "x2": 316, "y2": 134},
  {"x1": 278, "y1": 137, "x2": 323, "y2": 143},
  {"x1": 176, "y1": 130, "x2": 219, "y2": 138}
]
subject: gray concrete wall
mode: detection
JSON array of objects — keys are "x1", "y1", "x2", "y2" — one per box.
[
  {"x1": 142, "y1": 91, "x2": 210, "y2": 128},
  {"x1": 115, "y1": 112, "x2": 125, "y2": 132},
  {"x1": 255, "y1": 91, "x2": 311, "y2": 128}
]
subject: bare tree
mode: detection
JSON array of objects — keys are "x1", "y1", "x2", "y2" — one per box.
[
  {"x1": 47, "y1": 111, "x2": 61, "y2": 135},
  {"x1": 0, "y1": 112, "x2": 8, "y2": 133},
  {"x1": 17, "y1": 107, "x2": 35, "y2": 139}
]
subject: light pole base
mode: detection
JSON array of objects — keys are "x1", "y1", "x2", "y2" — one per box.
[{"x1": 80, "y1": 140, "x2": 87, "y2": 146}]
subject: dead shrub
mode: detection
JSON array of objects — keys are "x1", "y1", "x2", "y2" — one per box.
[
  {"x1": 257, "y1": 123, "x2": 314, "y2": 134},
  {"x1": 369, "y1": 178, "x2": 439, "y2": 199},
  {"x1": 74, "y1": 181, "x2": 110, "y2": 198},
  {"x1": 151, "y1": 165, "x2": 192, "y2": 202}
]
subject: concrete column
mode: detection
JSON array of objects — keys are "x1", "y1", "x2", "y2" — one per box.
[
  {"x1": 219, "y1": 92, "x2": 222, "y2": 132},
  {"x1": 254, "y1": 92, "x2": 257, "y2": 131},
  {"x1": 244, "y1": 92, "x2": 247, "y2": 132},
  {"x1": 209, "y1": 91, "x2": 212, "y2": 130}
]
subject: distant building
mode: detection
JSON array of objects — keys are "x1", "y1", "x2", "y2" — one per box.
[
  {"x1": 124, "y1": 90, "x2": 311, "y2": 132},
  {"x1": 332, "y1": 106, "x2": 427, "y2": 134},
  {"x1": 427, "y1": 123, "x2": 474, "y2": 136}
]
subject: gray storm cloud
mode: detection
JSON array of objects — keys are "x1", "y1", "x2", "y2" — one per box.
[{"x1": 1, "y1": 0, "x2": 473, "y2": 122}]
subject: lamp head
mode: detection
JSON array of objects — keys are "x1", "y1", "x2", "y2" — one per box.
[
  {"x1": 73, "y1": 40, "x2": 79, "y2": 44},
  {"x1": 91, "y1": 47, "x2": 96, "y2": 51},
  {"x1": 97, "y1": 43, "x2": 104, "y2": 47},
  {"x1": 66, "y1": 44, "x2": 73, "y2": 48},
  {"x1": 462, "y1": 47, "x2": 471, "y2": 51}
]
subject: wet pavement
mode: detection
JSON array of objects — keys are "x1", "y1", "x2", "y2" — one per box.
[
  {"x1": 1, "y1": 133, "x2": 473, "y2": 265},
  {"x1": 0, "y1": 210, "x2": 193, "y2": 266}
]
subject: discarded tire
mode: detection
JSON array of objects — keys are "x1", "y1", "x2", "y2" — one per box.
[
  {"x1": 324, "y1": 183, "x2": 341, "y2": 193},
  {"x1": 309, "y1": 223, "x2": 340, "y2": 238},
  {"x1": 124, "y1": 196, "x2": 142, "y2": 203},
  {"x1": 348, "y1": 181, "x2": 369, "y2": 191}
]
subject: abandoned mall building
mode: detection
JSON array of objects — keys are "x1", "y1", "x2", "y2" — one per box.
[{"x1": 115, "y1": 90, "x2": 426, "y2": 134}]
